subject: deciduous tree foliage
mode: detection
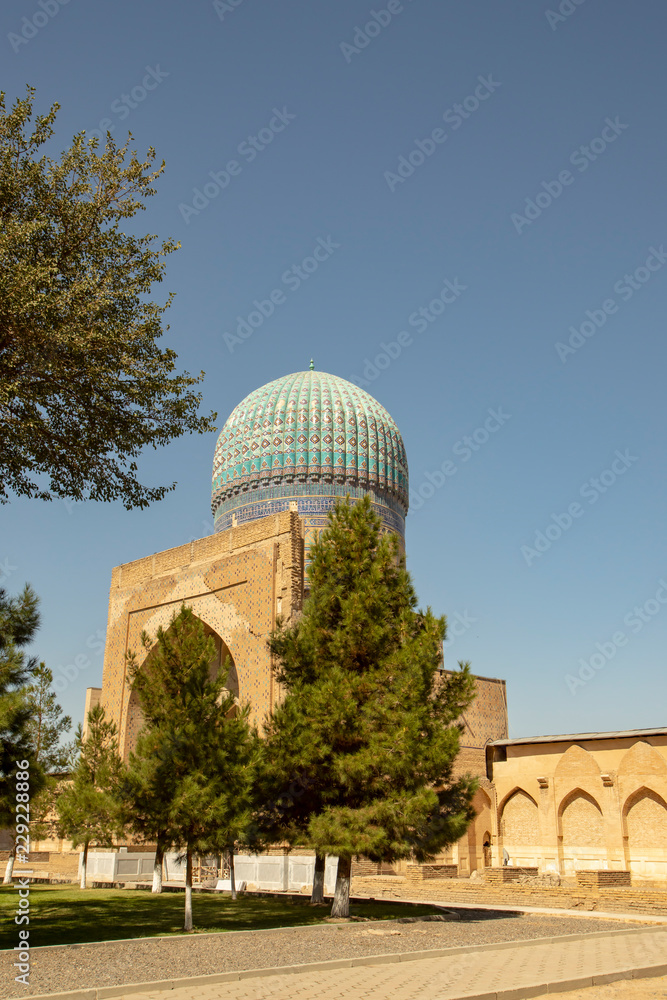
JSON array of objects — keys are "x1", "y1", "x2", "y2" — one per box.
[
  {"x1": 267, "y1": 496, "x2": 478, "y2": 916},
  {"x1": 126, "y1": 607, "x2": 258, "y2": 927},
  {"x1": 0, "y1": 87, "x2": 216, "y2": 509},
  {"x1": 56, "y1": 706, "x2": 124, "y2": 888}
]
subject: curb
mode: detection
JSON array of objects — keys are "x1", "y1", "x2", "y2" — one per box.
[{"x1": 11, "y1": 928, "x2": 667, "y2": 1000}]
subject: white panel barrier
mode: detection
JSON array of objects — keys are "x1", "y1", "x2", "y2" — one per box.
[
  {"x1": 234, "y1": 854, "x2": 338, "y2": 893},
  {"x1": 82, "y1": 851, "x2": 339, "y2": 892},
  {"x1": 84, "y1": 852, "x2": 156, "y2": 882}
]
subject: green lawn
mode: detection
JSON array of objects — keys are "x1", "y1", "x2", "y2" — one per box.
[{"x1": 0, "y1": 884, "x2": 442, "y2": 949}]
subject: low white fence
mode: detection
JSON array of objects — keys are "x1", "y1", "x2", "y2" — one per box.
[
  {"x1": 83, "y1": 851, "x2": 155, "y2": 882},
  {"x1": 85, "y1": 851, "x2": 338, "y2": 891},
  {"x1": 234, "y1": 854, "x2": 338, "y2": 893}
]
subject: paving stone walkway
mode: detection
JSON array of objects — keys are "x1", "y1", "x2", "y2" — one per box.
[
  {"x1": 549, "y1": 976, "x2": 667, "y2": 999},
  {"x1": 117, "y1": 927, "x2": 667, "y2": 1000}
]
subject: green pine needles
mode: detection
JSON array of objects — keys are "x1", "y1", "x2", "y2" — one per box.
[
  {"x1": 266, "y1": 495, "x2": 478, "y2": 916},
  {"x1": 124, "y1": 607, "x2": 258, "y2": 930}
]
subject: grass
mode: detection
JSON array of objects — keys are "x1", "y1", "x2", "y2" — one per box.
[{"x1": 0, "y1": 884, "x2": 444, "y2": 949}]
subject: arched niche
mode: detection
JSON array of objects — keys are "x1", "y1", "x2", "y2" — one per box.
[
  {"x1": 623, "y1": 787, "x2": 667, "y2": 846},
  {"x1": 622, "y1": 787, "x2": 667, "y2": 876},
  {"x1": 558, "y1": 789, "x2": 605, "y2": 870},
  {"x1": 122, "y1": 616, "x2": 238, "y2": 758},
  {"x1": 499, "y1": 788, "x2": 539, "y2": 858}
]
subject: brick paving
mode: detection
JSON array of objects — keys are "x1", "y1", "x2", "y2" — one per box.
[
  {"x1": 113, "y1": 927, "x2": 667, "y2": 1000},
  {"x1": 548, "y1": 976, "x2": 667, "y2": 999}
]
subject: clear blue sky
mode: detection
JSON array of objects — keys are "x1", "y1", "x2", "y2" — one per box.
[{"x1": 2, "y1": 0, "x2": 666, "y2": 740}]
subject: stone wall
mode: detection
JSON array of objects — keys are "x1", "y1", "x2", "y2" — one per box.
[{"x1": 352, "y1": 874, "x2": 667, "y2": 916}]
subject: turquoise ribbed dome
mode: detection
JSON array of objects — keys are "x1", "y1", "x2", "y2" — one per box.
[{"x1": 211, "y1": 370, "x2": 408, "y2": 536}]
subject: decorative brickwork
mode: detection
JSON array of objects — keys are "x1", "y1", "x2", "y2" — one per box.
[
  {"x1": 500, "y1": 790, "x2": 539, "y2": 848},
  {"x1": 626, "y1": 791, "x2": 667, "y2": 848},
  {"x1": 99, "y1": 511, "x2": 304, "y2": 752},
  {"x1": 560, "y1": 792, "x2": 605, "y2": 851}
]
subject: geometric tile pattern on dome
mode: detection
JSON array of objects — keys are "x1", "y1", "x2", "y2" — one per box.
[
  {"x1": 214, "y1": 486, "x2": 405, "y2": 540},
  {"x1": 211, "y1": 370, "x2": 409, "y2": 522}
]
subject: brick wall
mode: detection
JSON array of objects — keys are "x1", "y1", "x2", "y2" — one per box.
[
  {"x1": 561, "y1": 794, "x2": 605, "y2": 849},
  {"x1": 0, "y1": 851, "x2": 79, "y2": 879},
  {"x1": 351, "y1": 875, "x2": 667, "y2": 916}
]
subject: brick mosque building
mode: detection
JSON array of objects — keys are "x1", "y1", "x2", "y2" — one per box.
[{"x1": 80, "y1": 367, "x2": 666, "y2": 881}]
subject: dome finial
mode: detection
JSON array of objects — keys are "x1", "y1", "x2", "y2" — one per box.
[{"x1": 309, "y1": 359, "x2": 315, "y2": 370}]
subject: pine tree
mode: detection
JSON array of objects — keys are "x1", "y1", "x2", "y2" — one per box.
[
  {"x1": 257, "y1": 694, "x2": 332, "y2": 902},
  {"x1": 56, "y1": 706, "x2": 124, "y2": 888},
  {"x1": 126, "y1": 606, "x2": 258, "y2": 927},
  {"x1": 22, "y1": 663, "x2": 74, "y2": 852},
  {"x1": 267, "y1": 496, "x2": 478, "y2": 916},
  {"x1": 25, "y1": 663, "x2": 73, "y2": 772},
  {"x1": 0, "y1": 585, "x2": 46, "y2": 883},
  {"x1": 116, "y1": 726, "x2": 174, "y2": 893}
]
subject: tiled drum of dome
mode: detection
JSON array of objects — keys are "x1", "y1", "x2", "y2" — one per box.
[{"x1": 211, "y1": 371, "x2": 408, "y2": 543}]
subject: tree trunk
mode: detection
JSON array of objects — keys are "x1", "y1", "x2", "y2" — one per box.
[
  {"x1": 229, "y1": 845, "x2": 237, "y2": 901},
  {"x1": 330, "y1": 856, "x2": 351, "y2": 917},
  {"x1": 3, "y1": 845, "x2": 16, "y2": 885},
  {"x1": 80, "y1": 842, "x2": 89, "y2": 890},
  {"x1": 311, "y1": 852, "x2": 325, "y2": 903},
  {"x1": 184, "y1": 846, "x2": 193, "y2": 932},
  {"x1": 152, "y1": 837, "x2": 164, "y2": 893}
]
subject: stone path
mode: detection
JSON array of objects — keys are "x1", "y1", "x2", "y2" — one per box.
[{"x1": 112, "y1": 927, "x2": 667, "y2": 1000}]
